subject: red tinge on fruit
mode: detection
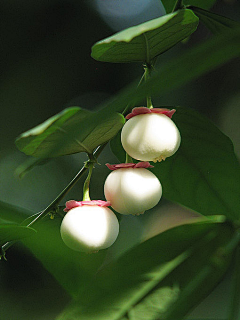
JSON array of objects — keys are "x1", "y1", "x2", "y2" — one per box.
[
  {"x1": 64, "y1": 200, "x2": 111, "y2": 212},
  {"x1": 126, "y1": 107, "x2": 176, "y2": 119},
  {"x1": 105, "y1": 162, "x2": 153, "y2": 170}
]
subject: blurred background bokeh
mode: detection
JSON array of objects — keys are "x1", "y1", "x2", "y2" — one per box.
[{"x1": 0, "y1": 0, "x2": 240, "y2": 319}]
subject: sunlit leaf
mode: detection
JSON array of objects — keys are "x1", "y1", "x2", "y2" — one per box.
[
  {"x1": 91, "y1": 9, "x2": 199, "y2": 63},
  {"x1": 93, "y1": 28, "x2": 240, "y2": 117},
  {"x1": 15, "y1": 107, "x2": 125, "y2": 158},
  {"x1": 189, "y1": 6, "x2": 240, "y2": 34}
]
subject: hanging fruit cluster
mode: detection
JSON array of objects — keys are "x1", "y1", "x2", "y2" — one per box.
[{"x1": 61, "y1": 106, "x2": 181, "y2": 253}]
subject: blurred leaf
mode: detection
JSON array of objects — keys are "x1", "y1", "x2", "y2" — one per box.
[
  {"x1": 110, "y1": 131, "x2": 126, "y2": 163},
  {"x1": 16, "y1": 107, "x2": 125, "y2": 158},
  {"x1": 91, "y1": 9, "x2": 199, "y2": 63},
  {"x1": 161, "y1": 0, "x2": 177, "y2": 13},
  {"x1": 161, "y1": 0, "x2": 217, "y2": 13},
  {"x1": 184, "y1": 0, "x2": 217, "y2": 9},
  {"x1": 228, "y1": 245, "x2": 240, "y2": 320},
  {"x1": 151, "y1": 107, "x2": 240, "y2": 221},
  {"x1": 57, "y1": 218, "x2": 235, "y2": 320},
  {"x1": 0, "y1": 200, "x2": 31, "y2": 224},
  {"x1": 15, "y1": 157, "x2": 50, "y2": 178},
  {"x1": 188, "y1": 6, "x2": 240, "y2": 34},
  {"x1": 0, "y1": 224, "x2": 36, "y2": 247},
  {"x1": 22, "y1": 214, "x2": 107, "y2": 298}
]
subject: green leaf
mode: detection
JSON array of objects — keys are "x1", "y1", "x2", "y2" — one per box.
[
  {"x1": 0, "y1": 224, "x2": 36, "y2": 247},
  {"x1": 110, "y1": 131, "x2": 126, "y2": 163},
  {"x1": 184, "y1": 0, "x2": 217, "y2": 10},
  {"x1": 0, "y1": 200, "x2": 31, "y2": 224},
  {"x1": 15, "y1": 107, "x2": 125, "y2": 158},
  {"x1": 91, "y1": 9, "x2": 199, "y2": 63},
  {"x1": 57, "y1": 219, "x2": 235, "y2": 320},
  {"x1": 188, "y1": 6, "x2": 240, "y2": 34},
  {"x1": 150, "y1": 107, "x2": 240, "y2": 221},
  {"x1": 161, "y1": 0, "x2": 177, "y2": 14},
  {"x1": 93, "y1": 27, "x2": 240, "y2": 117},
  {"x1": 22, "y1": 214, "x2": 107, "y2": 297}
]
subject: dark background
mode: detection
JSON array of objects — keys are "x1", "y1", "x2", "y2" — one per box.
[{"x1": 0, "y1": 1, "x2": 239, "y2": 319}]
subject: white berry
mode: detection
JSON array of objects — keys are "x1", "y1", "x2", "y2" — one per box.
[
  {"x1": 104, "y1": 168, "x2": 162, "y2": 215},
  {"x1": 60, "y1": 206, "x2": 119, "y2": 252},
  {"x1": 121, "y1": 113, "x2": 181, "y2": 162}
]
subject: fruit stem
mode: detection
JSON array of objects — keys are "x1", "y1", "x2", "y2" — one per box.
[
  {"x1": 1, "y1": 143, "x2": 107, "y2": 258},
  {"x1": 82, "y1": 155, "x2": 95, "y2": 201},
  {"x1": 125, "y1": 152, "x2": 133, "y2": 164},
  {"x1": 144, "y1": 63, "x2": 153, "y2": 109}
]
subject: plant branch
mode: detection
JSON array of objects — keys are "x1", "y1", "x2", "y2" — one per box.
[
  {"x1": 144, "y1": 64, "x2": 153, "y2": 108},
  {"x1": 1, "y1": 143, "x2": 107, "y2": 258}
]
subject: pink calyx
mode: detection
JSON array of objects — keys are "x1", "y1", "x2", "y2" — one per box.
[
  {"x1": 106, "y1": 162, "x2": 154, "y2": 171},
  {"x1": 64, "y1": 200, "x2": 111, "y2": 212},
  {"x1": 126, "y1": 107, "x2": 176, "y2": 120}
]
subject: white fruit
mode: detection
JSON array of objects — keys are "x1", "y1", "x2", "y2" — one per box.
[
  {"x1": 121, "y1": 113, "x2": 181, "y2": 162},
  {"x1": 60, "y1": 205, "x2": 119, "y2": 252},
  {"x1": 104, "y1": 168, "x2": 162, "y2": 215}
]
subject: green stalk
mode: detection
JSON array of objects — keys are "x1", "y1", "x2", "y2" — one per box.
[
  {"x1": 82, "y1": 156, "x2": 94, "y2": 201},
  {"x1": 125, "y1": 152, "x2": 133, "y2": 164},
  {"x1": 1, "y1": 143, "x2": 107, "y2": 257},
  {"x1": 144, "y1": 64, "x2": 153, "y2": 109}
]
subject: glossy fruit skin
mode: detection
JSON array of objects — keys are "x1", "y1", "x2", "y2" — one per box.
[
  {"x1": 121, "y1": 113, "x2": 181, "y2": 162},
  {"x1": 60, "y1": 206, "x2": 119, "y2": 252},
  {"x1": 104, "y1": 168, "x2": 162, "y2": 215}
]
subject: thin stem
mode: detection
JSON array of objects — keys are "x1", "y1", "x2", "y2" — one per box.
[
  {"x1": 144, "y1": 64, "x2": 153, "y2": 108},
  {"x1": 122, "y1": 71, "x2": 147, "y2": 116},
  {"x1": 82, "y1": 156, "x2": 94, "y2": 201},
  {"x1": 1, "y1": 143, "x2": 107, "y2": 257},
  {"x1": 125, "y1": 153, "x2": 133, "y2": 164}
]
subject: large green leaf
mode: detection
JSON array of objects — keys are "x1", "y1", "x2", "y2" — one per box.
[
  {"x1": 189, "y1": 6, "x2": 240, "y2": 34},
  {"x1": 151, "y1": 107, "x2": 240, "y2": 221},
  {"x1": 15, "y1": 107, "x2": 125, "y2": 158},
  {"x1": 93, "y1": 27, "x2": 240, "y2": 117},
  {"x1": 57, "y1": 219, "x2": 236, "y2": 320},
  {"x1": 0, "y1": 225, "x2": 36, "y2": 247},
  {"x1": 91, "y1": 9, "x2": 199, "y2": 63}
]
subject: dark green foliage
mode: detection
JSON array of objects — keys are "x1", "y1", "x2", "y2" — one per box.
[
  {"x1": 1, "y1": 2, "x2": 240, "y2": 319},
  {"x1": 91, "y1": 9, "x2": 199, "y2": 63}
]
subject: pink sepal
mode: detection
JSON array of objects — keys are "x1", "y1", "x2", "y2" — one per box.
[
  {"x1": 64, "y1": 200, "x2": 111, "y2": 212},
  {"x1": 106, "y1": 162, "x2": 154, "y2": 170},
  {"x1": 126, "y1": 107, "x2": 176, "y2": 119}
]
